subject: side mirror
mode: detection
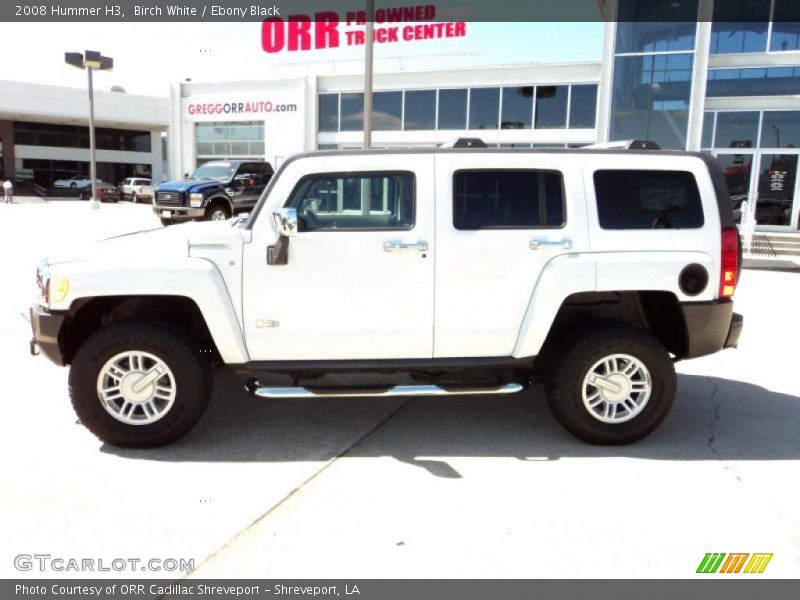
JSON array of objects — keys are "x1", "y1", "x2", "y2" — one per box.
[{"x1": 272, "y1": 208, "x2": 298, "y2": 237}]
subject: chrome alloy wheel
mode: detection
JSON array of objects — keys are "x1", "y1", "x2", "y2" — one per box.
[
  {"x1": 210, "y1": 209, "x2": 227, "y2": 221},
  {"x1": 96, "y1": 351, "x2": 176, "y2": 425},
  {"x1": 581, "y1": 353, "x2": 652, "y2": 424}
]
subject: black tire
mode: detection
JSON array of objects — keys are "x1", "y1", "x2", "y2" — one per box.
[
  {"x1": 160, "y1": 218, "x2": 173, "y2": 227},
  {"x1": 68, "y1": 323, "x2": 212, "y2": 448},
  {"x1": 70, "y1": 182, "x2": 77, "y2": 188},
  {"x1": 545, "y1": 324, "x2": 676, "y2": 445},
  {"x1": 203, "y1": 203, "x2": 230, "y2": 221}
]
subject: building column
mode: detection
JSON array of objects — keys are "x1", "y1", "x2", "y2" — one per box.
[
  {"x1": 0, "y1": 120, "x2": 15, "y2": 180},
  {"x1": 686, "y1": 1, "x2": 714, "y2": 151},
  {"x1": 596, "y1": 4, "x2": 618, "y2": 144}
]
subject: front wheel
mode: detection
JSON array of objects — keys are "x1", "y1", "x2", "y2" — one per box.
[
  {"x1": 545, "y1": 324, "x2": 676, "y2": 445},
  {"x1": 131, "y1": 192, "x2": 137, "y2": 203},
  {"x1": 69, "y1": 323, "x2": 212, "y2": 447},
  {"x1": 203, "y1": 204, "x2": 230, "y2": 221}
]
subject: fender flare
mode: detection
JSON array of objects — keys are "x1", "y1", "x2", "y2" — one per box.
[
  {"x1": 59, "y1": 257, "x2": 249, "y2": 364},
  {"x1": 512, "y1": 253, "x2": 597, "y2": 358}
]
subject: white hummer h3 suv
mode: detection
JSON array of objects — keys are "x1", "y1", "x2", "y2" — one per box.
[{"x1": 30, "y1": 146, "x2": 743, "y2": 447}]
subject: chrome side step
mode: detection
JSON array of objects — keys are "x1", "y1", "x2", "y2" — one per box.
[{"x1": 246, "y1": 383, "x2": 524, "y2": 399}]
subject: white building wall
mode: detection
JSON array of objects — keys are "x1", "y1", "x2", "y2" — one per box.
[
  {"x1": 0, "y1": 80, "x2": 167, "y2": 129},
  {"x1": 171, "y1": 62, "x2": 602, "y2": 170}
]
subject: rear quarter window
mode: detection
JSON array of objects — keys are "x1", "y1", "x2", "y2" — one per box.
[{"x1": 594, "y1": 169, "x2": 704, "y2": 229}]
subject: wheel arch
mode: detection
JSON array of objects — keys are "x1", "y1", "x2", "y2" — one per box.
[
  {"x1": 531, "y1": 290, "x2": 687, "y2": 375},
  {"x1": 59, "y1": 295, "x2": 223, "y2": 366},
  {"x1": 205, "y1": 195, "x2": 233, "y2": 215}
]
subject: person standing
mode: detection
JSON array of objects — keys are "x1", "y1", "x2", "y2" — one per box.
[{"x1": 2, "y1": 178, "x2": 12, "y2": 203}]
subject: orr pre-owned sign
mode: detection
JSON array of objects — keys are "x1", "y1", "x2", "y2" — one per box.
[{"x1": 261, "y1": 4, "x2": 468, "y2": 53}]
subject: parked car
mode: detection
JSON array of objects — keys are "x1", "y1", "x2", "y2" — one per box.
[
  {"x1": 53, "y1": 176, "x2": 99, "y2": 189},
  {"x1": 119, "y1": 178, "x2": 153, "y2": 203},
  {"x1": 30, "y1": 143, "x2": 743, "y2": 448},
  {"x1": 153, "y1": 160, "x2": 274, "y2": 225},
  {"x1": 78, "y1": 181, "x2": 121, "y2": 202}
]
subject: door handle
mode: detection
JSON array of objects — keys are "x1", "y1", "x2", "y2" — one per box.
[
  {"x1": 529, "y1": 239, "x2": 572, "y2": 250},
  {"x1": 383, "y1": 240, "x2": 429, "y2": 253}
]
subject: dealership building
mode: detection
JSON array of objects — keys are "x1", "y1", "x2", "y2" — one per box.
[
  {"x1": 0, "y1": 0, "x2": 795, "y2": 232},
  {"x1": 164, "y1": 0, "x2": 800, "y2": 233},
  {"x1": 0, "y1": 80, "x2": 167, "y2": 189}
]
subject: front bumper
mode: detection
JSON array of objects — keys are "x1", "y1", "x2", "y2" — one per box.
[
  {"x1": 153, "y1": 205, "x2": 204, "y2": 221},
  {"x1": 680, "y1": 299, "x2": 743, "y2": 359},
  {"x1": 29, "y1": 304, "x2": 66, "y2": 366}
]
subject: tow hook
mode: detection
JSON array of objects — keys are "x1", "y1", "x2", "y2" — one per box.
[{"x1": 29, "y1": 339, "x2": 40, "y2": 356}]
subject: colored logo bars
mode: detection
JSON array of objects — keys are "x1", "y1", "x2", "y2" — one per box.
[{"x1": 696, "y1": 553, "x2": 773, "y2": 574}]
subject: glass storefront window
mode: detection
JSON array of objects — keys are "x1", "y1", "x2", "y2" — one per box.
[
  {"x1": 13, "y1": 122, "x2": 151, "y2": 152},
  {"x1": 373, "y1": 91, "x2": 402, "y2": 131},
  {"x1": 318, "y1": 93, "x2": 339, "y2": 133},
  {"x1": 707, "y1": 67, "x2": 800, "y2": 97},
  {"x1": 710, "y1": 0, "x2": 769, "y2": 54},
  {"x1": 195, "y1": 121, "x2": 263, "y2": 158},
  {"x1": 714, "y1": 111, "x2": 760, "y2": 149},
  {"x1": 702, "y1": 112, "x2": 715, "y2": 148},
  {"x1": 610, "y1": 54, "x2": 693, "y2": 150},
  {"x1": 403, "y1": 90, "x2": 436, "y2": 130},
  {"x1": 756, "y1": 154, "x2": 798, "y2": 226},
  {"x1": 615, "y1": 0, "x2": 698, "y2": 53},
  {"x1": 714, "y1": 153, "x2": 753, "y2": 223},
  {"x1": 438, "y1": 89, "x2": 467, "y2": 130},
  {"x1": 469, "y1": 87, "x2": 500, "y2": 130},
  {"x1": 771, "y1": 0, "x2": 800, "y2": 52},
  {"x1": 535, "y1": 86, "x2": 567, "y2": 129},
  {"x1": 340, "y1": 93, "x2": 364, "y2": 132},
  {"x1": 501, "y1": 86, "x2": 533, "y2": 130},
  {"x1": 760, "y1": 111, "x2": 800, "y2": 148},
  {"x1": 568, "y1": 84, "x2": 598, "y2": 128}
]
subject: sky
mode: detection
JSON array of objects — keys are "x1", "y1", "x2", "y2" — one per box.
[{"x1": 0, "y1": 22, "x2": 603, "y2": 97}]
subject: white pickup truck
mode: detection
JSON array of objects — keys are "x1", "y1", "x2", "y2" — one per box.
[{"x1": 30, "y1": 146, "x2": 743, "y2": 448}]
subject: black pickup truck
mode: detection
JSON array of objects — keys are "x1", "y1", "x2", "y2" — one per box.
[{"x1": 153, "y1": 160, "x2": 274, "y2": 225}]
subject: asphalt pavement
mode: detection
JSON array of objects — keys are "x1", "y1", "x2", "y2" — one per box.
[{"x1": 0, "y1": 201, "x2": 798, "y2": 579}]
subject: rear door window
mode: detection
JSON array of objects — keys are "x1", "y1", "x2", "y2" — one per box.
[
  {"x1": 594, "y1": 170, "x2": 704, "y2": 229},
  {"x1": 452, "y1": 170, "x2": 565, "y2": 230}
]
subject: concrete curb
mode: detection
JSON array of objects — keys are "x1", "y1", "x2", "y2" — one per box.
[{"x1": 743, "y1": 257, "x2": 800, "y2": 273}]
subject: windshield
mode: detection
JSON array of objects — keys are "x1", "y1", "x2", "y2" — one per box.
[{"x1": 191, "y1": 163, "x2": 236, "y2": 183}]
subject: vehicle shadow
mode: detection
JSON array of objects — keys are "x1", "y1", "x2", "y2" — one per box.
[{"x1": 102, "y1": 371, "x2": 800, "y2": 471}]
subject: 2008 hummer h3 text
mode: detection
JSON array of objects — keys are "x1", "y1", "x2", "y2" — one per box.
[{"x1": 30, "y1": 147, "x2": 743, "y2": 447}]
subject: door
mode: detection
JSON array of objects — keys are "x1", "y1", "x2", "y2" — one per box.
[
  {"x1": 754, "y1": 153, "x2": 799, "y2": 230},
  {"x1": 713, "y1": 152, "x2": 754, "y2": 225},
  {"x1": 229, "y1": 163, "x2": 265, "y2": 208},
  {"x1": 242, "y1": 155, "x2": 435, "y2": 361},
  {"x1": 433, "y1": 154, "x2": 588, "y2": 358}
]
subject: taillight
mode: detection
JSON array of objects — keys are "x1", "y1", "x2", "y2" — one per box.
[{"x1": 719, "y1": 227, "x2": 739, "y2": 299}]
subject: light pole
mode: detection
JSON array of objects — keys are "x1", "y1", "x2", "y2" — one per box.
[
  {"x1": 65, "y1": 50, "x2": 113, "y2": 208},
  {"x1": 363, "y1": 0, "x2": 374, "y2": 149}
]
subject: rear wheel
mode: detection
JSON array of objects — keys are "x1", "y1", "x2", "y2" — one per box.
[
  {"x1": 545, "y1": 324, "x2": 676, "y2": 445},
  {"x1": 69, "y1": 323, "x2": 211, "y2": 448}
]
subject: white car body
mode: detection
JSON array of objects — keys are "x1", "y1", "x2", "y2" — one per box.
[
  {"x1": 30, "y1": 147, "x2": 743, "y2": 447},
  {"x1": 41, "y1": 150, "x2": 727, "y2": 364},
  {"x1": 119, "y1": 178, "x2": 153, "y2": 200},
  {"x1": 53, "y1": 176, "x2": 100, "y2": 189}
]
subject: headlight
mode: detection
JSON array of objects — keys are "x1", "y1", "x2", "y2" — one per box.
[
  {"x1": 51, "y1": 278, "x2": 70, "y2": 303},
  {"x1": 189, "y1": 193, "x2": 204, "y2": 208},
  {"x1": 36, "y1": 260, "x2": 50, "y2": 306}
]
